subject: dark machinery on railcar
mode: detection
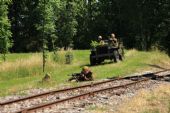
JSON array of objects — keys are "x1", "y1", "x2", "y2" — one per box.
[{"x1": 90, "y1": 40, "x2": 124, "y2": 65}]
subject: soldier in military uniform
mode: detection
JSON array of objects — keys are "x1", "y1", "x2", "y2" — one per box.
[
  {"x1": 80, "y1": 66, "x2": 93, "y2": 81},
  {"x1": 109, "y1": 33, "x2": 118, "y2": 48},
  {"x1": 109, "y1": 33, "x2": 123, "y2": 61},
  {"x1": 68, "y1": 66, "x2": 93, "y2": 82},
  {"x1": 98, "y1": 35, "x2": 105, "y2": 46}
]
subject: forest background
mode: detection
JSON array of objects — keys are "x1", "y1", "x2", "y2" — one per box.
[{"x1": 0, "y1": 0, "x2": 170, "y2": 55}]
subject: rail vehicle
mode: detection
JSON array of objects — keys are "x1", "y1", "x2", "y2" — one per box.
[{"x1": 90, "y1": 40, "x2": 124, "y2": 65}]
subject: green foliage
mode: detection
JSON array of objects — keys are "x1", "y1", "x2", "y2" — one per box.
[
  {"x1": 52, "y1": 47, "x2": 59, "y2": 62},
  {"x1": 8, "y1": 0, "x2": 57, "y2": 52},
  {"x1": 30, "y1": 0, "x2": 58, "y2": 72},
  {"x1": 1, "y1": 0, "x2": 170, "y2": 56},
  {"x1": 8, "y1": 0, "x2": 39, "y2": 52},
  {"x1": 35, "y1": 0, "x2": 56, "y2": 42},
  {"x1": 56, "y1": 0, "x2": 78, "y2": 49},
  {"x1": 90, "y1": 40, "x2": 99, "y2": 48},
  {"x1": 52, "y1": 51, "x2": 59, "y2": 62},
  {"x1": 0, "y1": 50, "x2": 170, "y2": 95},
  {"x1": 0, "y1": 1, "x2": 12, "y2": 61}
]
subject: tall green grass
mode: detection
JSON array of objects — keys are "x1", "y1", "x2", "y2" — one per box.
[{"x1": 0, "y1": 50, "x2": 170, "y2": 96}]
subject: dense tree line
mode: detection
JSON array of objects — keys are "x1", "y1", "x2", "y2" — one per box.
[{"x1": 0, "y1": 0, "x2": 170, "y2": 55}]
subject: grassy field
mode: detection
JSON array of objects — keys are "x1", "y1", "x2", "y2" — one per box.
[{"x1": 0, "y1": 50, "x2": 170, "y2": 96}]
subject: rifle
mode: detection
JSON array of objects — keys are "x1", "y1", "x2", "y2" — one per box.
[{"x1": 68, "y1": 73, "x2": 82, "y2": 82}]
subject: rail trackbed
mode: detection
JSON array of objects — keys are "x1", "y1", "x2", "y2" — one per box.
[{"x1": 0, "y1": 69, "x2": 170, "y2": 113}]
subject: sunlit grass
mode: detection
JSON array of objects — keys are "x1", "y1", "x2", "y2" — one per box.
[
  {"x1": 0, "y1": 54, "x2": 41, "y2": 72},
  {"x1": 0, "y1": 50, "x2": 170, "y2": 96}
]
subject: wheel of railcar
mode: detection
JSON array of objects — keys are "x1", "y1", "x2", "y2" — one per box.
[
  {"x1": 90, "y1": 55, "x2": 96, "y2": 65},
  {"x1": 100, "y1": 58, "x2": 104, "y2": 63},
  {"x1": 96, "y1": 59, "x2": 102, "y2": 64}
]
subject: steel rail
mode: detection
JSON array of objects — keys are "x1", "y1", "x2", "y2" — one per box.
[
  {"x1": 124, "y1": 69, "x2": 170, "y2": 79},
  {"x1": 0, "y1": 78, "x2": 121, "y2": 106},
  {"x1": 1, "y1": 69, "x2": 169, "y2": 106},
  {"x1": 154, "y1": 69, "x2": 170, "y2": 74},
  {"x1": 15, "y1": 78, "x2": 149, "y2": 113}
]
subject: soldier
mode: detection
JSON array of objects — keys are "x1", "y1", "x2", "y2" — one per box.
[
  {"x1": 109, "y1": 33, "x2": 118, "y2": 48},
  {"x1": 98, "y1": 35, "x2": 105, "y2": 46},
  {"x1": 80, "y1": 66, "x2": 93, "y2": 81},
  {"x1": 68, "y1": 66, "x2": 93, "y2": 82},
  {"x1": 109, "y1": 33, "x2": 123, "y2": 62}
]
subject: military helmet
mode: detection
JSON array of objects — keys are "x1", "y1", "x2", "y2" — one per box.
[
  {"x1": 82, "y1": 66, "x2": 89, "y2": 71},
  {"x1": 98, "y1": 35, "x2": 102, "y2": 39},
  {"x1": 111, "y1": 33, "x2": 115, "y2": 38}
]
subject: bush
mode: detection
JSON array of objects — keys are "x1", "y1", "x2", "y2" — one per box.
[
  {"x1": 52, "y1": 51, "x2": 59, "y2": 62},
  {"x1": 90, "y1": 41, "x2": 99, "y2": 48}
]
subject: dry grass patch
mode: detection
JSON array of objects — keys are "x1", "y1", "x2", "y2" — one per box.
[
  {"x1": 116, "y1": 83, "x2": 170, "y2": 113},
  {"x1": 125, "y1": 49, "x2": 138, "y2": 57},
  {"x1": 86, "y1": 105, "x2": 109, "y2": 113},
  {"x1": 0, "y1": 53, "x2": 65, "y2": 72},
  {"x1": 0, "y1": 50, "x2": 170, "y2": 96},
  {"x1": 0, "y1": 54, "x2": 41, "y2": 72},
  {"x1": 149, "y1": 51, "x2": 170, "y2": 69}
]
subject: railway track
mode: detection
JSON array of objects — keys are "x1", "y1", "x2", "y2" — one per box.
[{"x1": 0, "y1": 69, "x2": 170, "y2": 113}]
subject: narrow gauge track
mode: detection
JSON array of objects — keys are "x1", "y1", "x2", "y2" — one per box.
[
  {"x1": 0, "y1": 69, "x2": 169, "y2": 113},
  {"x1": 1, "y1": 69, "x2": 169, "y2": 106},
  {"x1": 16, "y1": 78, "x2": 149, "y2": 113}
]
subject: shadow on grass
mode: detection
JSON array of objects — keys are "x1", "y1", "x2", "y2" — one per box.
[
  {"x1": 80, "y1": 61, "x2": 117, "y2": 68},
  {"x1": 147, "y1": 64, "x2": 167, "y2": 70}
]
